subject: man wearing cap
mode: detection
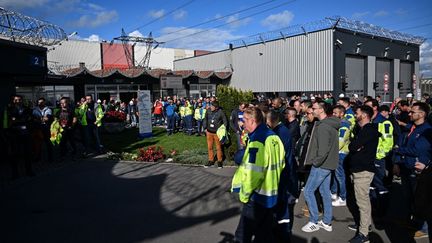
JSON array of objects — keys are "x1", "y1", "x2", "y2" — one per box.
[
  {"x1": 203, "y1": 101, "x2": 228, "y2": 168},
  {"x1": 407, "y1": 93, "x2": 414, "y2": 106},
  {"x1": 353, "y1": 94, "x2": 362, "y2": 106}
]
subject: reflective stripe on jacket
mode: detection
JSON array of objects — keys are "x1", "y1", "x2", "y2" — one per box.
[
  {"x1": 95, "y1": 104, "x2": 104, "y2": 127},
  {"x1": 179, "y1": 106, "x2": 185, "y2": 117},
  {"x1": 194, "y1": 107, "x2": 206, "y2": 120},
  {"x1": 339, "y1": 118, "x2": 351, "y2": 154},
  {"x1": 344, "y1": 107, "x2": 355, "y2": 130},
  {"x1": 373, "y1": 114, "x2": 394, "y2": 160},
  {"x1": 231, "y1": 123, "x2": 285, "y2": 208},
  {"x1": 184, "y1": 103, "x2": 193, "y2": 116},
  {"x1": 77, "y1": 103, "x2": 88, "y2": 126}
]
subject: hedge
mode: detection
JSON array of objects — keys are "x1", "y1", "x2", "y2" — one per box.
[{"x1": 216, "y1": 85, "x2": 254, "y2": 160}]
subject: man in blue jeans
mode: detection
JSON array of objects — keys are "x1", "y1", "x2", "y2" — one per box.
[
  {"x1": 301, "y1": 101, "x2": 340, "y2": 233},
  {"x1": 331, "y1": 105, "x2": 351, "y2": 207},
  {"x1": 165, "y1": 99, "x2": 176, "y2": 135}
]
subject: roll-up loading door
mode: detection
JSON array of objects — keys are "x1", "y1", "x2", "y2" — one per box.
[
  {"x1": 375, "y1": 59, "x2": 393, "y2": 103},
  {"x1": 400, "y1": 62, "x2": 413, "y2": 98},
  {"x1": 345, "y1": 55, "x2": 366, "y2": 97}
]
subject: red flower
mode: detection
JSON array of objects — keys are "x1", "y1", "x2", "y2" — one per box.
[
  {"x1": 137, "y1": 145, "x2": 166, "y2": 162},
  {"x1": 104, "y1": 111, "x2": 126, "y2": 123}
]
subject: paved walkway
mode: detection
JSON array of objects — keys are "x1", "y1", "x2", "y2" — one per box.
[{"x1": 0, "y1": 158, "x2": 429, "y2": 243}]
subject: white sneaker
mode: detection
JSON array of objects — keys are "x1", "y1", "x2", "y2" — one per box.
[
  {"x1": 331, "y1": 193, "x2": 338, "y2": 201},
  {"x1": 301, "y1": 222, "x2": 320, "y2": 232},
  {"x1": 332, "y1": 197, "x2": 347, "y2": 207},
  {"x1": 317, "y1": 220, "x2": 333, "y2": 232}
]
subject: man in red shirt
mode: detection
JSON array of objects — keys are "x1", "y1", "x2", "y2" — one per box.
[{"x1": 153, "y1": 99, "x2": 164, "y2": 126}]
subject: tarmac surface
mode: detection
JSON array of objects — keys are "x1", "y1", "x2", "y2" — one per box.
[{"x1": 0, "y1": 157, "x2": 429, "y2": 243}]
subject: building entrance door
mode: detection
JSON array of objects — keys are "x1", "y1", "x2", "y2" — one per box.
[{"x1": 120, "y1": 92, "x2": 136, "y2": 103}]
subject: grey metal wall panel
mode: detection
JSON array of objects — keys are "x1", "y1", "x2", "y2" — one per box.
[
  {"x1": 414, "y1": 61, "x2": 420, "y2": 99},
  {"x1": 367, "y1": 56, "x2": 376, "y2": 97},
  {"x1": 174, "y1": 29, "x2": 333, "y2": 92},
  {"x1": 393, "y1": 59, "x2": 400, "y2": 99},
  {"x1": 230, "y1": 30, "x2": 333, "y2": 92},
  {"x1": 174, "y1": 51, "x2": 232, "y2": 71}
]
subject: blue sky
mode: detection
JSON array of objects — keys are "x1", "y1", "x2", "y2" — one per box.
[{"x1": 2, "y1": 0, "x2": 432, "y2": 75}]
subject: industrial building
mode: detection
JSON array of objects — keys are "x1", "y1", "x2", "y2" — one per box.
[
  {"x1": 0, "y1": 8, "x2": 427, "y2": 110},
  {"x1": 174, "y1": 17, "x2": 425, "y2": 102}
]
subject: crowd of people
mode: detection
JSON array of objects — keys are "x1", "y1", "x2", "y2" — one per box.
[
  {"x1": 221, "y1": 92, "x2": 431, "y2": 243},
  {"x1": 1, "y1": 95, "x2": 142, "y2": 178},
  {"x1": 2, "y1": 90, "x2": 432, "y2": 242}
]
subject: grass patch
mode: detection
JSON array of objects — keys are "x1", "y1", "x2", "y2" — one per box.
[
  {"x1": 101, "y1": 127, "x2": 207, "y2": 154},
  {"x1": 101, "y1": 127, "x2": 235, "y2": 166},
  {"x1": 101, "y1": 127, "x2": 207, "y2": 156}
]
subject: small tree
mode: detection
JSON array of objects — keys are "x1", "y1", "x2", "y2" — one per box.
[{"x1": 216, "y1": 85, "x2": 254, "y2": 160}]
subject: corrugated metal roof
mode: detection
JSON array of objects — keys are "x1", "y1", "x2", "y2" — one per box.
[
  {"x1": 61, "y1": 67, "x2": 231, "y2": 80},
  {"x1": 230, "y1": 16, "x2": 425, "y2": 49}
]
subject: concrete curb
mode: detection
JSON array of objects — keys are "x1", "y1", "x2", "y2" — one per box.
[{"x1": 113, "y1": 160, "x2": 238, "y2": 168}]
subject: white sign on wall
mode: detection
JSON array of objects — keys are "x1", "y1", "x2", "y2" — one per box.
[
  {"x1": 137, "y1": 90, "x2": 152, "y2": 138},
  {"x1": 160, "y1": 75, "x2": 183, "y2": 89}
]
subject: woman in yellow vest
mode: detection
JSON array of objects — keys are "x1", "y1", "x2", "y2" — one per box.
[{"x1": 194, "y1": 102, "x2": 206, "y2": 136}]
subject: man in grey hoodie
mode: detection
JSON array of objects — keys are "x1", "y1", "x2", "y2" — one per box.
[{"x1": 301, "y1": 101, "x2": 340, "y2": 233}]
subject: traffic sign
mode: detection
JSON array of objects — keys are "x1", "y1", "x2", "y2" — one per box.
[
  {"x1": 384, "y1": 83, "x2": 389, "y2": 92},
  {"x1": 384, "y1": 73, "x2": 389, "y2": 84}
]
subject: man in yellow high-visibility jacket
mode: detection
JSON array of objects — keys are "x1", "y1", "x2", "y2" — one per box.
[
  {"x1": 365, "y1": 99, "x2": 394, "y2": 219},
  {"x1": 231, "y1": 106, "x2": 285, "y2": 242}
]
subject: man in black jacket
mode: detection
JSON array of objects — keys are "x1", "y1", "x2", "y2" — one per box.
[
  {"x1": 203, "y1": 101, "x2": 228, "y2": 168},
  {"x1": 285, "y1": 107, "x2": 301, "y2": 148},
  {"x1": 347, "y1": 105, "x2": 380, "y2": 243},
  {"x1": 272, "y1": 97, "x2": 287, "y2": 125}
]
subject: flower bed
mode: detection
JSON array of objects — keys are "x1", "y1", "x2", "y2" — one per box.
[
  {"x1": 137, "y1": 145, "x2": 165, "y2": 162},
  {"x1": 104, "y1": 111, "x2": 126, "y2": 123}
]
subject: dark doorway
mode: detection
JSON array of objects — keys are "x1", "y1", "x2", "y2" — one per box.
[
  {"x1": 98, "y1": 92, "x2": 111, "y2": 102},
  {"x1": 120, "y1": 92, "x2": 136, "y2": 102}
]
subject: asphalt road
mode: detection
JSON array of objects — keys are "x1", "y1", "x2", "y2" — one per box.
[{"x1": 0, "y1": 158, "x2": 429, "y2": 243}]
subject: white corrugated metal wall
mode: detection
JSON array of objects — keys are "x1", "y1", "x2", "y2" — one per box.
[
  {"x1": 47, "y1": 40, "x2": 102, "y2": 71},
  {"x1": 47, "y1": 40, "x2": 194, "y2": 72},
  {"x1": 134, "y1": 46, "x2": 194, "y2": 70},
  {"x1": 174, "y1": 29, "x2": 334, "y2": 92},
  {"x1": 174, "y1": 51, "x2": 232, "y2": 72}
]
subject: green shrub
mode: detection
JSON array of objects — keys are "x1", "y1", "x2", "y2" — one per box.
[
  {"x1": 174, "y1": 148, "x2": 236, "y2": 166},
  {"x1": 216, "y1": 85, "x2": 253, "y2": 160},
  {"x1": 174, "y1": 148, "x2": 209, "y2": 165}
]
